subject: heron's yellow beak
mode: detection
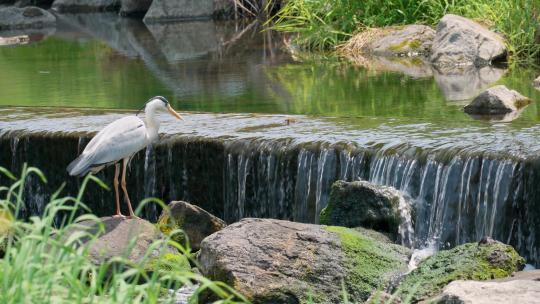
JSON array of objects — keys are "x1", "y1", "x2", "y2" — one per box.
[{"x1": 167, "y1": 104, "x2": 183, "y2": 120}]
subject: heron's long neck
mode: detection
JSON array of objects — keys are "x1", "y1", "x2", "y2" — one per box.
[{"x1": 144, "y1": 107, "x2": 160, "y2": 142}]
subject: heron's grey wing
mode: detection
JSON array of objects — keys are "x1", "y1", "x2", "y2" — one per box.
[
  {"x1": 84, "y1": 116, "x2": 148, "y2": 164},
  {"x1": 68, "y1": 116, "x2": 147, "y2": 176}
]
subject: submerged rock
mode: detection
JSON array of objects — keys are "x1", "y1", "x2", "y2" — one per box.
[
  {"x1": 464, "y1": 85, "x2": 530, "y2": 115},
  {"x1": 51, "y1": 0, "x2": 120, "y2": 13},
  {"x1": 431, "y1": 14, "x2": 507, "y2": 67},
  {"x1": 198, "y1": 218, "x2": 411, "y2": 303},
  {"x1": 534, "y1": 76, "x2": 540, "y2": 90},
  {"x1": 319, "y1": 180, "x2": 404, "y2": 238},
  {"x1": 0, "y1": 6, "x2": 55, "y2": 30},
  {"x1": 119, "y1": 0, "x2": 152, "y2": 16},
  {"x1": 398, "y1": 237, "x2": 525, "y2": 302},
  {"x1": 157, "y1": 200, "x2": 226, "y2": 251},
  {"x1": 143, "y1": 0, "x2": 223, "y2": 23}
]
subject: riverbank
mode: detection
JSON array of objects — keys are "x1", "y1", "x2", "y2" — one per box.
[{"x1": 272, "y1": 0, "x2": 540, "y2": 63}]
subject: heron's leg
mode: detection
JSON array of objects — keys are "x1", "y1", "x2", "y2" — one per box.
[
  {"x1": 112, "y1": 163, "x2": 124, "y2": 218},
  {"x1": 121, "y1": 157, "x2": 137, "y2": 218}
]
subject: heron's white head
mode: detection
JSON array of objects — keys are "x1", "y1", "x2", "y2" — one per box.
[{"x1": 142, "y1": 96, "x2": 183, "y2": 120}]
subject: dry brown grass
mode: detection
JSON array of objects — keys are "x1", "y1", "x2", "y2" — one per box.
[{"x1": 336, "y1": 27, "x2": 392, "y2": 66}]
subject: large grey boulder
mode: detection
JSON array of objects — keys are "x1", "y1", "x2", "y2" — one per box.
[
  {"x1": 0, "y1": 6, "x2": 55, "y2": 30},
  {"x1": 534, "y1": 76, "x2": 540, "y2": 90},
  {"x1": 199, "y1": 218, "x2": 411, "y2": 303},
  {"x1": 433, "y1": 65, "x2": 506, "y2": 101},
  {"x1": 52, "y1": 0, "x2": 120, "y2": 13},
  {"x1": 433, "y1": 270, "x2": 540, "y2": 304},
  {"x1": 119, "y1": 0, "x2": 152, "y2": 16},
  {"x1": 157, "y1": 201, "x2": 226, "y2": 251},
  {"x1": 431, "y1": 14, "x2": 507, "y2": 67},
  {"x1": 143, "y1": 0, "x2": 219, "y2": 23},
  {"x1": 319, "y1": 180, "x2": 413, "y2": 245},
  {"x1": 464, "y1": 85, "x2": 530, "y2": 115}
]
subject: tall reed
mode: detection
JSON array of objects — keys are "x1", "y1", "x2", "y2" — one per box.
[{"x1": 0, "y1": 165, "x2": 249, "y2": 304}]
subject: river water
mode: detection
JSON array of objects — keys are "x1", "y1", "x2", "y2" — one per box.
[{"x1": 1, "y1": 13, "x2": 540, "y2": 266}]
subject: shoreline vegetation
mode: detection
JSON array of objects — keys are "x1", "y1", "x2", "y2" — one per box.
[
  {"x1": 269, "y1": 0, "x2": 540, "y2": 63},
  {"x1": 0, "y1": 165, "x2": 248, "y2": 304}
]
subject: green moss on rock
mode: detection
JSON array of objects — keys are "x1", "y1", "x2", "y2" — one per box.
[
  {"x1": 398, "y1": 239, "x2": 525, "y2": 302},
  {"x1": 145, "y1": 252, "x2": 191, "y2": 275},
  {"x1": 320, "y1": 180, "x2": 402, "y2": 238},
  {"x1": 325, "y1": 226, "x2": 410, "y2": 301}
]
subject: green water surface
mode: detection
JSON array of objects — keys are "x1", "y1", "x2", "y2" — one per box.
[{"x1": 1, "y1": 16, "x2": 539, "y2": 126}]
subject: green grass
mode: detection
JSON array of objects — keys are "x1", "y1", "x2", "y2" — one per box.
[
  {"x1": 0, "y1": 165, "x2": 249, "y2": 304},
  {"x1": 271, "y1": 0, "x2": 540, "y2": 62}
]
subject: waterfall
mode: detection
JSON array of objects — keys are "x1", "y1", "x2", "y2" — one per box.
[{"x1": 1, "y1": 129, "x2": 539, "y2": 266}]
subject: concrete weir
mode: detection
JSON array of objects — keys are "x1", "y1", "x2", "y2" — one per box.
[{"x1": 2, "y1": 107, "x2": 540, "y2": 266}]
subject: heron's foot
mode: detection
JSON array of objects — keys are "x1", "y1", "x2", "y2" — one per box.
[
  {"x1": 112, "y1": 213, "x2": 126, "y2": 219},
  {"x1": 126, "y1": 214, "x2": 140, "y2": 220}
]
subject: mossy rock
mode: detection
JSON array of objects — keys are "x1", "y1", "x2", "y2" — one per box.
[
  {"x1": 326, "y1": 226, "x2": 411, "y2": 301},
  {"x1": 397, "y1": 238, "x2": 525, "y2": 302},
  {"x1": 199, "y1": 218, "x2": 411, "y2": 303},
  {"x1": 144, "y1": 252, "x2": 191, "y2": 275},
  {"x1": 157, "y1": 201, "x2": 226, "y2": 251},
  {"x1": 320, "y1": 180, "x2": 404, "y2": 238}
]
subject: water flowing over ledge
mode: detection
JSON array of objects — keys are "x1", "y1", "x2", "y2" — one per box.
[{"x1": 1, "y1": 107, "x2": 540, "y2": 266}]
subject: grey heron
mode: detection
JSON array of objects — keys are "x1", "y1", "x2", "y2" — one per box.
[{"x1": 67, "y1": 96, "x2": 183, "y2": 218}]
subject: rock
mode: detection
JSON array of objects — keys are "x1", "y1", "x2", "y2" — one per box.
[
  {"x1": 534, "y1": 76, "x2": 540, "y2": 89},
  {"x1": 119, "y1": 0, "x2": 152, "y2": 16},
  {"x1": 0, "y1": 6, "x2": 55, "y2": 30},
  {"x1": 397, "y1": 238, "x2": 525, "y2": 302},
  {"x1": 431, "y1": 14, "x2": 507, "y2": 67},
  {"x1": 157, "y1": 201, "x2": 226, "y2": 251},
  {"x1": 340, "y1": 25, "x2": 435, "y2": 59},
  {"x1": 0, "y1": 209, "x2": 13, "y2": 258},
  {"x1": 319, "y1": 180, "x2": 404, "y2": 238},
  {"x1": 433, "y1": 64, "x2": 506, "y2": 101},
  {"x1": 51, "y1": 0, "x2": 120, "y2": 13},
  {"x1": 369, "y1": 25, "x2": 435, "y2": 56},
  {"x1": 433, "y1": 270, "x2": 540, "y2": 303},
  {"x1": 199, "y1": 218, "x2": 411, "y2": 303},
  {"x1": 68, "y1": 216, "x2": 174, "y2": 266},
  {"x1": 143, "y1": 0, "x2": 222, "y2": 23},
  {"x1": 464, "y1": 85, "x2": 530, "y2": 115},
  {"x1": 0, "y1": 34, "x2": 29, "y2": 46}
]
